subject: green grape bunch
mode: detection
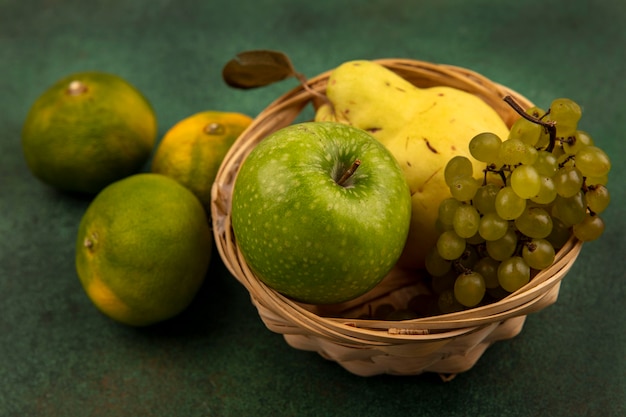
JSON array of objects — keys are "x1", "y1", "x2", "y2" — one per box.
[{"x1": 426, "y1": 97, "x2": 612, "y2": 311}]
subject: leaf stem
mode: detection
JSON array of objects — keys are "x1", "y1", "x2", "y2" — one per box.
[{"x1": 293, "y1": 72, "x2": 334, "y2": 110}]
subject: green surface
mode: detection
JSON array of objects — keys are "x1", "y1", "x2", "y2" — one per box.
[{"x1": 1, "y1": 0, "x2": 625, "y2": 416}]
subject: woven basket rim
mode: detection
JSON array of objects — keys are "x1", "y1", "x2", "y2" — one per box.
[{"x1": 210, "y1": 58, "x2": 583, "y2": 343}]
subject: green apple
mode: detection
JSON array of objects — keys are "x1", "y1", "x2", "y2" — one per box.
[{"x1": 231, "y1": 121, "x2": 412, "y2": 304}]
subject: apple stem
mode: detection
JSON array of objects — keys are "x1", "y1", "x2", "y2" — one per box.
[{"x1": 337, "y1": 159, "x2": 361, "y2": 186}]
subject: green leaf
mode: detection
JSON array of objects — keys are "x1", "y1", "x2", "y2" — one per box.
[{"x1": 222, "y1": 50, "x2": 297, "y2": 89}]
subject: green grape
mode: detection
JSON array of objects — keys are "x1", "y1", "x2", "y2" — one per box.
[
  {"x1": 474, "y1": 183, "x2": 500, "y2": 215},
  {"x1": 495, "y1": 186, "x2": 527, "y2": 220},
  {"x1": 535, "y1": 127, "x2": 551, "y2": 150},
  {"x1": 466, "y1": 232, "x2": 486, "y2": 245},
  {"x1": 438, "y1": 198, "x2": 461, "y2": 226},
  {"x1": 528, "y1": 106, "x2": 550, "y2": 149},
  {"x1": 431, "y1": 270, "x2": 457, "y2": 294},
  {"x1": 499, "y1": 138, "x2": 538, "y2": 166},
  {"x1": 585, "y1": 184, "x2": 611, "y2": 214},
  {"x1": 547, "y1": 217, "x2": 572, "y2": 249},
  {"x1": 551, "y1": 142, "x2": 566, "y2": 162},
  {"x1": 454, "y1": 271, "x2": 486, "y2": 307},
  {"x1": 576, "y1": 130, "x2": 594, "y2": 144},
  {"x1": 553, "y1": 166, "x2": 584, "y2": 198},
  {"x1": 435, "y1": 218, "x2": 453, "y2": 234},
  {"x1": 508, "y1": 117, "x2": 543, "y2": 146},
  {"x1": 473, "y1": 257, "x2": 501, "y2": 289},
  {"x1": 526, "y1": 106, "x2": 547, "y2": 119},
  {"x1": 554, "y1": 192, "x2": 587, "y2": 226},
  {"x1": 469, "y1": 132, "x2": 502, "y2": 163},
  {"x1": 522, "y1": 238, "x2": 556, "y2": 270},
  {"x1": 573, "y1": 214, "x2": 605, "y2": 241},
  {"x1": 515, "y1": 206, "x2": 553, "y2": 239},
  {"x1": 436, "y1": 230, "x2": 466, "y2": 260},
  {"x1": 556, "y1": 151, "x2": 576, "y2": 166},
  {"x1": 497, "y1": 256, "x2": 531, "y2": 292},
  {"x1": 438, "y1": 290, "x2": 464, "y2": 314},
  {"x1": 533, "y1": 150, "x2": 558, "y2": 177},
  {"x1": 444, "y1": 155, "x2": 474, "y2": 186},
  {"x1": 435, "y1": 217, "x2": 449, "y2": 233},
  {"x1": 531, "y1": 176, "x2": 557, "y2": 205},
  {"x1": 549, "y1": 98, "x2": 582, "y2": 138},
  {"x1": 449, "y1": 176, "x2": 480, "y2": 202},
  {"x1": 563, "y1": 130, "x2": 593, "y2": 155},
  {"x1": 486, "y1": 170, "x2": 507, "y2": 188},
  {"x1": 486, "y1": 228, "x2": 518, "y2": 261},
  {"x1": 510, "y1": 165, "x2": 541, "y2": 199},
  {"x1": 425, "y1": 247, "x2": 452, "y2": 277},
  {"x1": 453, "y1": 204, "x2": 481, "y2": 238},
  {"x1": 479, "y1": 212, "x2": 509, "y2": 241},
  {"x1": 550, "y1": 196, "x2": 563, "y2": 218},
  {"x1": 524, "y1": 146, "x2": 538, "y2": 165},
  {"x1": 575, "y1": 146, "x2": 611, "y2": 178},
  {"x1": 585, "y1": 173, "x2": 609, "y2": 186}
]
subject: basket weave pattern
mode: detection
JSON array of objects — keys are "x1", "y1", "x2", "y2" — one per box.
[{"x1": 210, "y1": 59, "x2": 583, "y2": 377}]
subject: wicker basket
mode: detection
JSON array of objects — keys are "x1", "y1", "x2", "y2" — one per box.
[{"x1": 210, "y1": 59, "x2": 583, "y2": 378}]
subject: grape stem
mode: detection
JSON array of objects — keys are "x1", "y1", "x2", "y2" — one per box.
[
  {"x1": 452, "y1": 249, "x2": 475, "y2": 275},
  {"x1": 503, "y1": 96, "x2": 558, "y2": 152},
  {"x1": 558, "y1": 154, "x2": 576, "y2": 168},
  {"x1": 525, "y1": 241, "x2": 537, "y2": 253},
  {"x1": 582, "y1": 180, "x2": 597, "y2": 216},
  {"x1": 452, "y1": 260, "x2": 472, "y2": 275},
  {"x1": 484, "y1": 163, "x2": 508, "y2": 186}
]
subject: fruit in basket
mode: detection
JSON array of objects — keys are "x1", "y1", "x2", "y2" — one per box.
[
  {"x1": 314, "y1": 60, "x2": 510, "y2": 269},
  {"x1": 21, "y1": 71, "x2": 157, "y2": 194},
  {"x1": 231, "y1": 122, "x2": 412, "y2": 304},
  {"x1": 151, "y1": 110, "x2": 252, "y2": 211},
  {"x1": 427, "y1": 97, "x2": 611, "y2": 308},
  {"x1": 75, "y1": 173, "x2": 212, "y2": 326}
]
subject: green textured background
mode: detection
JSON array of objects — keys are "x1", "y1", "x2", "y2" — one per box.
[{"x1": 1, "y1": 0, "x2": 625, "y2": 416}]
